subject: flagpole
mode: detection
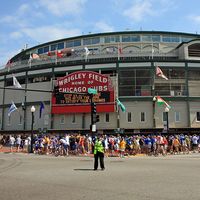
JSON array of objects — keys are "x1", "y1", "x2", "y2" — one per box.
[
  {"x1": 55, "y1": 47, "x2": 58, "y2": 65},
  {"x1": 29, "y1": 53, "x2": 32, "y2": 68},
  {"x1": 118, "y1": 43, "x2": 120, "y2": 61},
  {"x1": 152, "y1": 62, "x2": 156, "y2": 128}
]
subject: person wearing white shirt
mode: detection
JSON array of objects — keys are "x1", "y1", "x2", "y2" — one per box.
[{"x1": 9, "y1": 135, "x2": 15, "y2": 152}]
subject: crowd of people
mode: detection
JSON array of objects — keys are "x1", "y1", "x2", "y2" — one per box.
[{"x1": 0, "y1": 133, "x2": 200, "y2": 157}]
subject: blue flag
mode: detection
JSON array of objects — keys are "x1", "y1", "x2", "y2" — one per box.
[
  {"x1": 39, "y1": 102, "x2": 45, "y2": 118},
  {"x1": 8, "y1": 101, "x2": 17, "y2": 116}
]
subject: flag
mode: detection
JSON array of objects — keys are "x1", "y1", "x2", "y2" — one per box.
[
  {"x1": 13, "y1": 75, "x2": 22, "y2": 88},
  {"x1": 116, "y1": 98, "x2": 126, "y2": 112},
  {"x1": 84, "y1": 47, "x2": 90, "y2": 61},
  {"x1": 32, "y1": 53, "x2": 40, "y2": 59},
  {"x1": 28, "y1": 53, "x2": 32, "y2": 67},
  {"x1": 8, "y1": 101, "x2": 17, "y2": 116},
  {"x1": 156, "y1": 66, "x2": 168, "y2": 80},
  {"x1": 5, "y1": 59, "x2": 12, "y2": 72},
  {"x1": 106, "y1": 47, "x2": 114, "y2": 54},
  {"x1": 118, "y1": 43, "x2": 123, "y2": 60},
  {"x1": 39, "y1": 102, "x2": 45, "y2": 118},
  {"x1": 47, "y1": 51, "x2": 54, "y2": 56},
  {"x1": 156, "y1": 96, "x2": 171, "y2": 109},
  {"x1": 56, "y1": 50, "x2": 63, "y2": 58}
]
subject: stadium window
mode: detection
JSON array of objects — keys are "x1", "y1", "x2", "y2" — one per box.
[
  {"x1": 43, "y1": 46, "x2": 49, "y2": 53},
  {"x1": 142, "y1": 35, "x2": 152, "y2": 42},
  {"x1": 83, "y1": 38, "x2": 90, "y2": 45},
  {"x1": 60, "y1": 115, "x2": 65, "y2": 124},
  {"x1": 104, "y1": 36, "x2": 120, "y2": 43},
  {"x1": 74, "y1": 39, "x2": 81, "y2": 47},
  {"x1": 51, "y1": 44, "x2": 57, "y2": 51},
  {"x1": 175, "y1": 111, "x2": 180, "y2": 122},
  {"x1": 58, "y1": 42, "x2": 64, "y2": 49},
  {"x1": 140, "y1": 112, "x2": 146, "y2": 122},
  {"x1": 38, "y1": 48, "x2": 44, "y2": 54},
  {"x1": 66, "y1": 41, "x2": 74, "y2": 48},
  {"x1": 105, "y1": 113, "x2": 109, "y2": 122},
  {"x1": 196, "y1": 112, "x2": 200, "y2": 122},
  {"x1": 122, "y1": 35, "x2": 131, "y2": 42},
  {"x1": 162, "y1": 36, "x2": 180, "y2": 43},
  {"x1": 122, "y1": 35, "x2": 140, "y2": 42},
  {"x1": 91, "y1": 37, "x2": 100, "y2": 44},
  {"x1": 162, "y1": 112, "x2": 167, "y2": 122},
  {"x1": 127, "y1": 112, "x2": 132, "y2": 122},
  {"x1": 152, "y1": 35, "x2": 161, "y2": 42},
  {"x1": 72, "y1": 114, "x2": 76, "y2": 123}
]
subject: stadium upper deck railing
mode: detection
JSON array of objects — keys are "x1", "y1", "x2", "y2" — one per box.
[{"x1": 0, "y1": 51, "x2": 178, "y2": 73}]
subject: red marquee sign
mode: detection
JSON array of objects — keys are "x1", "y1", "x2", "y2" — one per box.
[{"x1": 51, "y1": 71, "x2": 115, "y2": 114}]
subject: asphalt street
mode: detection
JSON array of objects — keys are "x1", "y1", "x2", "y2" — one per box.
[{"x1": 0, "y1": 153, "x2": 199, "y2": 200}]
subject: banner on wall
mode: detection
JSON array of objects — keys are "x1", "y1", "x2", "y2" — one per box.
[{"x1": 51, "y1": 71, "x2": 115, "y2": 114}]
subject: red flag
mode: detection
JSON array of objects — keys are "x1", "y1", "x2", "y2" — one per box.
[
  {"x1": 48, "y1": 51, "x2": 54, "y2": 56},
  {"x1": 56, "y1": 50, "x2": 63, "y2": 58}
]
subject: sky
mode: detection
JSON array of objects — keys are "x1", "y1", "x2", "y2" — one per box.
[{"x1": 1, "y1": 0, "x2": 200, "y2": 67}]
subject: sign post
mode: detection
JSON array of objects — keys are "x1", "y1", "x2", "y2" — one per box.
[{"x1": 88, "y1": 88, "x2": 98, "y2": 133}]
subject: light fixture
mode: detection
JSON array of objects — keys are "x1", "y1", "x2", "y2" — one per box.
[{"x1": 31, "y1": 106, "x2": 35, "y2": 113}]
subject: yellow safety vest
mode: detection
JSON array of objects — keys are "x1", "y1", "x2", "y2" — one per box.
[{"x1": 94, "y1": 140, "x2": 104, "y2": 154}]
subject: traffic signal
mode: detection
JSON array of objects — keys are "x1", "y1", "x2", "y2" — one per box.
[
  {"x1": 96, "y1": 115, "x2": 100, "y2": 123},
  {"x1": 54, "y1": 85, "x2": 60, "y2": 96},
  {"x1": 91, "y1": 102, "x2": 96, "y2": 115}
]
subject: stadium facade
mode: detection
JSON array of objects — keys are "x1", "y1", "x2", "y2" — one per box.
[{"x1": 0, "y1": 31, "x2": 200, "y2": 134}]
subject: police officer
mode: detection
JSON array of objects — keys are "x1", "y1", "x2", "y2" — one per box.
[{"x1": 94, "y1": 136, "x2": 105, "y2": 171}]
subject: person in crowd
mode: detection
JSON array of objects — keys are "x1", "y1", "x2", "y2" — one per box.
[
  {"x1": 16, "y1": 135, "x2": 22, "y2": 152},
  {"x1": 172, "y1": 136, "x2": 181, "y2": 154},
  {"x1": 192, "y1": 134, "x2": 199, "y2": 153},
  {"x1": 119, "y1": 137, "x2": 126, "y2": 158},
  {"x1": 9, "y1": 135, "x2": 15, "y2": 152}
]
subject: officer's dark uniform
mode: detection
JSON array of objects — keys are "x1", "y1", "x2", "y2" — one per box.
[{"x1": 94, "y1": 138, "x2": 105, "y2": 170}]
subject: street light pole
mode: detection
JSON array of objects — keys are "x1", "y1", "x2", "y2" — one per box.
[
  {"x1": 153, "y1": 96, "x2": 157, "y2": 128},
  {"x1": 165, "y1": 107, "x2": 169, "y2": 135},
  {"x1": 30, "y1": 106, "x2": 35, "y2": 153}
]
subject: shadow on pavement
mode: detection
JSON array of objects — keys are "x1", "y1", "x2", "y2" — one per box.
[{"x1": 74, "y1": 169, "x2": 94, "y2": 171}]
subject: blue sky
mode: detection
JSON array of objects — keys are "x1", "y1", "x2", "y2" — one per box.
[{"x1": 1, "y1": 0, "x2": 200, "y2": 66}]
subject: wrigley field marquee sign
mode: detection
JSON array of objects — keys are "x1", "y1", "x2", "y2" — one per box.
[{"x1": 51, "y1": 71, "x2": 115, "y2": 114}]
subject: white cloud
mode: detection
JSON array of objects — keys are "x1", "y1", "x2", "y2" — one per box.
[
  {"x1": 17, "y1": 4, "x2": 30, "y2": 15},
  {"x1": 9, "y1": 31, "x2": 23, "y2": 39},
  {"x1": 123, "y1": 0, "x2": 153, "y2": 22},
  {"x1": 38, "y1": 0, "x2": 87, "y2": 17},
  {"x1": 189, "y1": 15, "x2": 200, "y2": 23},
  {"x1": 122, "y1": 0, "x2": 176, "y2": 22},
  {"x1": 21, "y1": 25, "x2": 81, "y2": 43},
  {"x1": 94, "y1": 21, "x2": 114, "y2": 33}
]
